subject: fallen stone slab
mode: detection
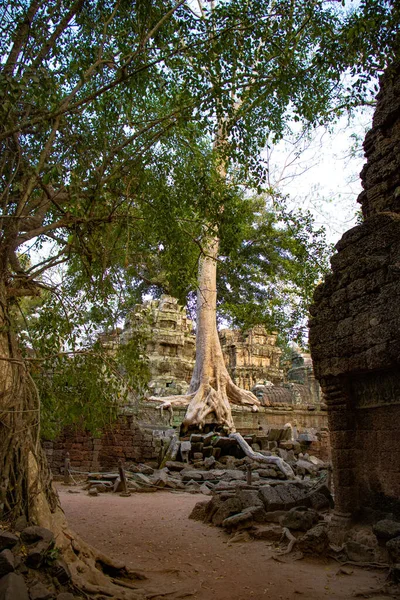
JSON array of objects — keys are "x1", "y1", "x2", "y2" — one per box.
[
  {"x1": 298, "y1": 433, "x2": 318, "y2": 443},
  {"x1": 204, "y1": 456, "x2": 216, "y2": 469},
  {"x1": 237, "y1": 489, "x2": 263, "y2": 509},
  {"x1": 14, "y1": 517, "x2": 28, "y2": 533},
  {"x1": 0, "y1": 532, "x2": 18, "y2": 552},
  {"x1": 213, "y1": 437, "x2": 238, "y2": 451},
  {"x1": 386, "y1": 537, "x2": 400, "y2": 563},
  {"x1": 252, "y1": 524, "x2": 283, "y2": 542},
  {"x1": 132, "y1": 473, "x2": 153, "y2": 485},
  {"x1": 49, "y1": 559, "x2": 71, "y2": 584},
  {"x1": 267, "y1": 428, "x2": 285, "y2": 442},
  {"x1": 26, "y1": 539, "x2": 54, "y2": 569},
  {"x1": 181, "y1": 470, "x2": 203, "y2": 482},
  {"x1": 295, "y1": 459, "x2": 318, "y2": 475},
  {"x1": 281, "y1": 507, "x2": 320, "y2": 532},
  {"x1": 128, "y1": 463, "x2": 154, "y2": 475},
  {"x1": 29, "y1": 582, "x2": 53, "y2": 600},
  {"x1": 152, "y1": 470, "x2": 169, "y2": 487},
  {"x1": 185, "y1": 480, "x2": 201, "y2": 493},
  {"x1": 20, "y1": 526, "x2": 54, "y2": 545},
  {"x1": 0, "y1": 573, "x2": 29, "y2": 600},
  {"x1": 345, "y1": 541, "x2": 376, "y2": 563},
  {"x1": 88, "y1": 480, "x2": 113, "y2": 489},
  {"x1": 258, "y1": 468, "x2": 278, "y2": 479},
  {"x1": 88, "y1": 472, "x2": 119, "y2": 481},
  {"x1": 373, "y1": 519, "x2": 400, "y2": 542},
  {"x1": 203, "y1": 432, "x2": 217, "y2": 446},
  {"x1": 221, "y1": 470, "x2": 246, "y2": 482},
  {"x1": 0, "y1": 550, "x2": 15, "y2": 577},
  {"x1": 189, "y1": 501, "x2": 209, "y2": 522},
  {"x1": 263, "y1": 510, "x2": 287, "y2": 523},
  {"x1": 222, "y1": 507, "x2": 258, "y2": 531},
  {"x1": 308, "y1": 456, "x2": 325, "y2": 467},
  {"x1": 258, "y1": 485, "x2": 285, "y2": 511},
  {"x1": 165, "y1": 461, "x2": 186, "y2": 472},
  {"x1": 180, "y1": 441, "x2": 191, "y2": 453},
  {"x1": 128, "y1": 481, "x2": 142, "y2": 491},
  {"x1": 92, "y1": 483, "x2": 109, "y2": 493},
  {"x1": 298, "y1": 523, "x2": 329, "y2": 555},
  {"x1": 199, "y1": 483, "x2": 212, "y2": 496},
  {"x1": 211, "y1": 497, "x2": 243, "y2": 527}
]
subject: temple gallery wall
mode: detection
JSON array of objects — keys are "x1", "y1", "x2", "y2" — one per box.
[
  {"x1": 310, "y1": 61, "x2": 400, "y2": 522},
  {"x1": 44, "y1": 295, "x2": 327, "y2": 474}
]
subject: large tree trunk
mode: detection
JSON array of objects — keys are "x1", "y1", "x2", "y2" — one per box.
[
  {"x1": 150, "y1": 235, "x2": 261, "y2": 432},
  {"x1": 0, "y1": 277, "x2": 58, "y2": 522}
]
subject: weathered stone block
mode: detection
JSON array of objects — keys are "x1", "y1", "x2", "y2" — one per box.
[{"x1": 0, "y1": 573, "x2": 29, "y2": 600}]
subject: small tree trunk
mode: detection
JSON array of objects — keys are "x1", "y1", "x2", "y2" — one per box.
[{"x1": 150, "y1": 235, "x2": 261, "y2": 432}]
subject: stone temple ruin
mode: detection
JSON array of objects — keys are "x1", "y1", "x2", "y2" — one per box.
[
  {"x1": 123, "y1": 294, "x2": 321, "y2": 409},
  {"x1": 45, "y1": 295, "x2": 329, "y2": 475},
  {"x1": 310, "y1": 62, "x2": 400, "y2": 525}
]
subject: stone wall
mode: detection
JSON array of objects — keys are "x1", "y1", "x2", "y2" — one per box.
[
  {"x1": 45, "y1": 404, "x2": 329, "y2": 474},
  {"x1": 309, "y1": 62, "x2": 400, "y2": 520},
  {"x1": 44, "y1": 416, "x2": 175, "y2": 474},
  {"x1": 219, "y1": 326, "x2": 283, "y2": 387}
]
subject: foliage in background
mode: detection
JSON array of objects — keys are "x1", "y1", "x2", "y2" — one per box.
[
  {"x1": 1, "y1": 0, "x2": 398, "y2": 437},
  {"x1": 12, "y1": 282, "x2": 150, "y2": 440},
  {"x1": 217, "y1": 195, "x2": 333, "y2": 344}
]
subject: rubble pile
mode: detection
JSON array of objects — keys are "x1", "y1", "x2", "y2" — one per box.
[
  {"x1": 78, "y1": 426, "x2": 400, "y2": 579},
  {"x1": 0, "y1": 524, "x2": 75, "y2": 600},
  {"x1": 83, "y1": 427, "x2": 330, "y2": 497},
  {"x1": 79, "y1": 428, "x2": 329, "y2": 506}
]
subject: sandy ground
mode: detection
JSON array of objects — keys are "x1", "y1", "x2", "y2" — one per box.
[{"x1": 59, "y1": 487, "x2": 388, "y2": 600}]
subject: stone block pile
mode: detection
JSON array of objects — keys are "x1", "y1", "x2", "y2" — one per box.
[
  {"x1": 83, "y1": 427, "x2": 330, "y2": 497},
  {"x1": 0, "y1": 524, "x2": 75, "y2": 600}
]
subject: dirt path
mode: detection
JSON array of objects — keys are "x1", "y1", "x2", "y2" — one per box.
[{"x1": 59, "y1": 488, "x2": 386, "y2": 600}]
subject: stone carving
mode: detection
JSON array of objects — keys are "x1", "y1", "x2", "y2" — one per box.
[
  {"x1": 309, "y1": 62, "x2": 400, "y2": 520},
  {"x1": 219, "y1": 326, "x2": 283, "y2": 389},
  {"x1": 122, "y1": 295, "x2": 195, "y2": 396},
  {"x1": 121, "y1": 296, "x2": 322, "y2": 408}
]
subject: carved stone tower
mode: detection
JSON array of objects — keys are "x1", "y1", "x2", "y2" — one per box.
[{"x1": 310, "y1": 62, "x2": 400, "y2": 521}]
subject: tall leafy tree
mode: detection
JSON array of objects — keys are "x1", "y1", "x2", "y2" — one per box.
[
  {"x1": 0, "y1": 0, "x2": 397, "y2": 594},
  {"x1": 149, "y1": 0, "x2": 399, "y2": 431},
  {"x1": 0, "y1": 1, "x2": 229, "y2": 595}
]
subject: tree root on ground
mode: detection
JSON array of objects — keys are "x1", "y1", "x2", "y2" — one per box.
[
  {"x1": 277, "y1": 527, "x2": 298, "y2": 555},
  {"x1": 149, "y1": 377, "x2": 261, "y2": 434},
  {"x1": 229, "y1": 432, "x2": 296, "y2": 479}
]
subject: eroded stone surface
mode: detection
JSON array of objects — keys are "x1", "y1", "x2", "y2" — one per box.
[
  {"x1": 309, "y1": 61, "x2": 400, "y2": 520},
  {"x1": 0, "y1": 573, "x2": 29, "y2": 600}
]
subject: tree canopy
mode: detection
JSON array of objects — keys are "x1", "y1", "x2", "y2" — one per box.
[{"x1": 1, "y1": 0, "x2": 398, "y2": 437}]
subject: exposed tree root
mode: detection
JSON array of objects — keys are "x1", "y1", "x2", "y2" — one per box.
[
  {"x1": 275, "y1": 527, "x2": 298, "y2": 555},
  {"x1": 149, "y1": 375, "x2": 261, "y2": 434},
  {"x1": 230, "y1": 432, "x2": 296, "y2": 479}
]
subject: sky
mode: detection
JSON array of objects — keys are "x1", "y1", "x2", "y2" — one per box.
[{"x1": 263, "y1": 105, "x2": 374, "y2": 245}]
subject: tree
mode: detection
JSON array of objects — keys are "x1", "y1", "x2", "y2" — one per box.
[
  {"x1": 0, "y1": 0, "x2": 397, "y2": 595},
  {"x1": 0, "y1": 2, "x2": 231, "y2": 596},
  {"x1": 148, "y1": 0, "x2": 398, "y2": 431}
]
